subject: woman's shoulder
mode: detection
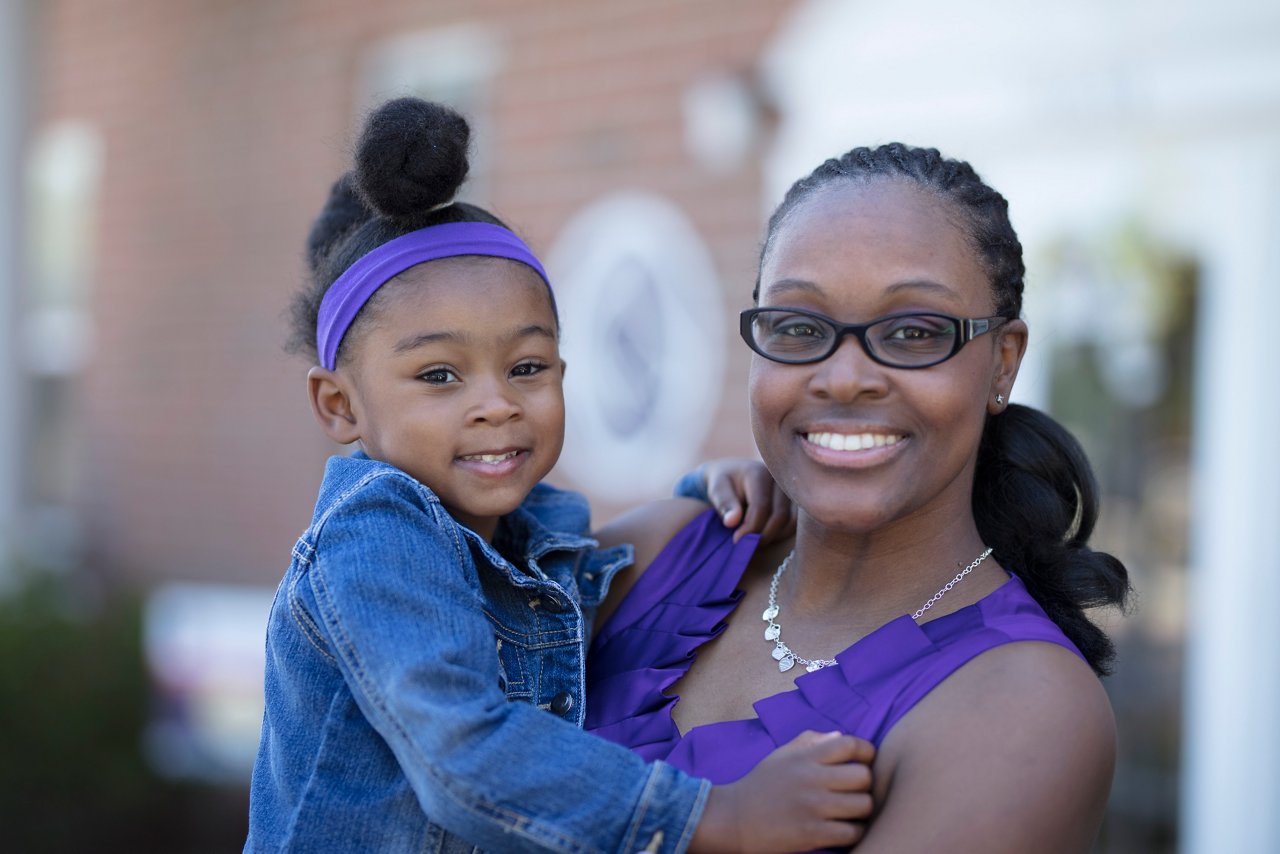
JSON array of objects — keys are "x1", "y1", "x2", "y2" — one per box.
[
  {"x1": 922, "y1": 638, "x2": 1111, "y2": 726},
  {"x1": 591, "y1": 498, "x2": 719, "y2": 629},
  {"x1": 887, "y1": 638, "x2": 1114, "y2": 771},
  {"x1": 865, "y1": 640, "x2": 1114, "y2": 853},
  {"x1": 593, "y1": 497, "x2": 711, "y2": 558}
]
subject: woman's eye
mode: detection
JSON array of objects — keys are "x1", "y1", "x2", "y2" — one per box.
[
  {"x1": 511, "y1": 360, "x2": 548, "y2": 378},
  {"x1": 777, "y1": 321, "x2": 823, "y2": 339},
  {"x1": 418, "y1": 367, "x2": 460, "y2": 384},
  {"x1": 886, "y1": 320, "x2": 952, "y2": 340}
]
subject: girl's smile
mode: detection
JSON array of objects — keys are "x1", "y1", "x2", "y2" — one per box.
[{"x1": 454, "y1": 448, "x2": 530, "y2": 477}]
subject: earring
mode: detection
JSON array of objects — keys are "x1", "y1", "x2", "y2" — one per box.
[{"x1": 995, "y1": 394, "x2": 1005, "y2": 406}]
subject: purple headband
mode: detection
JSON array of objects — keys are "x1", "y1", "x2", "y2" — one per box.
[{"x1": 315, "y1": 221, "x2": 551, "y2": 370}]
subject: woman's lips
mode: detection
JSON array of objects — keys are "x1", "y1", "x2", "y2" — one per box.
[
  {"x1": 805, "y1": 431, "x2": 904, "y2": 452},
  {"x1": 799, "y1": 430, "x2": 907, "y2": 467}
]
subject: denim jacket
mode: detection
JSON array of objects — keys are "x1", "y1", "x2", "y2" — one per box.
[{"x1": 246, "y1": 454, "x2": 709, "y2": 853}]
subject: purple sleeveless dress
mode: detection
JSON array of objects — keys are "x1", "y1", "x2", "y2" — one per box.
[{"x1": 586, "y1": 510, "x2": 1083, "y2": 785}]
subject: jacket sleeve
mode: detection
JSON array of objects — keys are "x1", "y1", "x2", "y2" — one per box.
[
  {"x1": 295, "y1": 475, "x2": 709, "y2": 854},
  {"x1": 671, "y1": 467, "x2": 709, "y2": 503}
]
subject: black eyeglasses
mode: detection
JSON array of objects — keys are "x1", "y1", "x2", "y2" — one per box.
[{"x1": 740, "y1": 307, "x2": 1008, "y2": 369}]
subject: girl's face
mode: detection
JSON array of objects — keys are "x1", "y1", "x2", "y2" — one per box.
[
  {"x1": 341, "y1": 257, "x2": 565, "y2": 539},
  {"x1": 749, "y1": 178, "x2": 1025, "y2": 536}
]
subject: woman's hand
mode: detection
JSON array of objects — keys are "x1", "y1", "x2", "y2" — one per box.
[{"x1": 696, "y1": 458, "x2": 795, "y2": 544}]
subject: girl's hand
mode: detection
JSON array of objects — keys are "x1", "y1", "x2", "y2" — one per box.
[
  {"x1": 699, "y1": 458, "x2": 795, "y2": 544},
  {"x1": 690, "y1": 730, "x2": 875, "y2": 853}
]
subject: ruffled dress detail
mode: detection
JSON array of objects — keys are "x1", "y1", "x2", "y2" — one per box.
[{"x1": 585, "y1": 509, "x2": 1083, "y2": 786}]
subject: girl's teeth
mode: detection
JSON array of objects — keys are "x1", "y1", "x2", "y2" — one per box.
[
  {"x1": 464, "y1": 452, "x2": 519, "y2": 464},
  {"x1": 806, "y1": 432, "x2": 902, "y2": 451}
]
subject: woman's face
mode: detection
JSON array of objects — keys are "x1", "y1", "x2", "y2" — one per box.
[{"x1": 749, "y1": 178, "x2": 1025, "y2": 535}]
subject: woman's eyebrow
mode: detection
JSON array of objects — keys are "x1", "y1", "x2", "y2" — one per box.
[
  {"x1": 884, "y1": 278, "x2": 960, "y2": 298},
  {"x1": 762, "y1": 277, "x2": 961, "y2": 301},
  {"x1": 760, "y1": 278, "x2": 824, "y2": 300}
]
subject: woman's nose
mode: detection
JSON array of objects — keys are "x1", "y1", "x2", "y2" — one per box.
[{"x1": 808, "y1": 335, "x2": 890, "y2": 402}]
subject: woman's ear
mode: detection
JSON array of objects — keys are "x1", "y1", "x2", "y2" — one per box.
[
  {"x1": 307, "y1": 366, "x2": 362, "y2": 445},
  {"x1": 989, "y1": 318, "x2": 1028, "y2": 414}
]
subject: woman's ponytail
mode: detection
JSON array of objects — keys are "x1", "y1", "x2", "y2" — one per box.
[{"x1": 974, "y1": 404, "x2": 1131, "y2": 675}]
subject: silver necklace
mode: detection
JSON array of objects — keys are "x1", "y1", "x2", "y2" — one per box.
[{"x1": 762, "y1": 547, "x2": 994, "y2": 673}]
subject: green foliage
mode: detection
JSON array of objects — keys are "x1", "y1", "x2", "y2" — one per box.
[{"x1": 0, "y1": 571, "x2": 247, "y2": 853}]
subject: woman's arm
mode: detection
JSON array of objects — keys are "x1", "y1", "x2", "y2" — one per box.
[
  {"x1": 859, "y1": 641, "x2": 1116, "y2": 853},
  {"x1": 592, "y1": 458, "x2": 794, "y2": 631},
  {"x1": 593, "y1": 497, "x2": 710, "y2": 631}
]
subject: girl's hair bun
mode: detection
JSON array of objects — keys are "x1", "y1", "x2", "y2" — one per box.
[
  {"x1": 305, "y1": 173, "x2": 370, "y2": 271},
  {"x1": 353, "y1": 97, "x2": 471, "y2": 221}
]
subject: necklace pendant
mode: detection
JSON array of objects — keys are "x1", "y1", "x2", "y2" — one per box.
[{"x1": 762, "y1": 546, "x2": 993, "y2": 673}]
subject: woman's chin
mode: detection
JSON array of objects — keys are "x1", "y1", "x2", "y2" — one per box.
[{"x1": 798, "y1": 499, "x2": 899, "y2": 536}]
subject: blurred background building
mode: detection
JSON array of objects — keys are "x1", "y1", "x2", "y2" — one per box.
[{"x1": 1, "y1": 0, "x2": 1276, "y2": 851}]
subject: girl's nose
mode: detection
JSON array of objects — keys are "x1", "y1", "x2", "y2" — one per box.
[{"x1": 468, "y1": 377, "x2": 522, "y2": 425}]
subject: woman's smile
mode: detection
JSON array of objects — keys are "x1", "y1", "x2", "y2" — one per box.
[{"x1": 799, "y1": 428, "x2": 908, "y2": 468}]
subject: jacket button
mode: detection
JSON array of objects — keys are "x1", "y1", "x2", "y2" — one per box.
[
  {"x1": 543, "y1": 595, "x2": 565, "y2": 613},
  {"x1": 550, "y1": 692, "x2": 574, "y2": 716}
]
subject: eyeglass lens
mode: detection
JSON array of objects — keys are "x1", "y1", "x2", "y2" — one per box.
[{"x1": 749, "y1": 310, "x2": 959, "y2": 366}]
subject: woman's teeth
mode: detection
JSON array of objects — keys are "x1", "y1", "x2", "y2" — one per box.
[
  {"x1": 461, "y1": 451, "x2": 519, "y2": 464},
  {"x1": 805, "y1": 432, "x2": 902, "y2": 452}
]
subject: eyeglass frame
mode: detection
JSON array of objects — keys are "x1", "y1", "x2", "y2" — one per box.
[{"x1": 739, "y1": 306, "x2": 1010, "y2": 369}]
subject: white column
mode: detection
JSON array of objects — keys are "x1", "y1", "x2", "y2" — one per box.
[
  {"x1": 1180, "y1": 141, "x2": 1280, "y2": 853},
  {"x1": 0, "y1": 0, "x2": 29, "y2": 573}
]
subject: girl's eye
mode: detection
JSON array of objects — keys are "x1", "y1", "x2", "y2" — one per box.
[
  {"x1": 511, "y1": 360, "x2": 549, "y2": 378},
  {"x1": 417, "y1": 367, "x2": 460, "y2": 385}
]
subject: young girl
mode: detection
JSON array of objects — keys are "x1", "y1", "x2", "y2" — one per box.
[{"x1": 244, "y1": 98, "x2": 874, "y2": 853}]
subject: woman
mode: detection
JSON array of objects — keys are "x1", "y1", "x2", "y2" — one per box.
[{"x1": 586, "y1": 144, "x2": 1130, "y2": 851}]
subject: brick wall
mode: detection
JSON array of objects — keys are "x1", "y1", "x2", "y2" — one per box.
[{"x1": 31, "y1": 0, "x2": 795, "y2": 586}]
